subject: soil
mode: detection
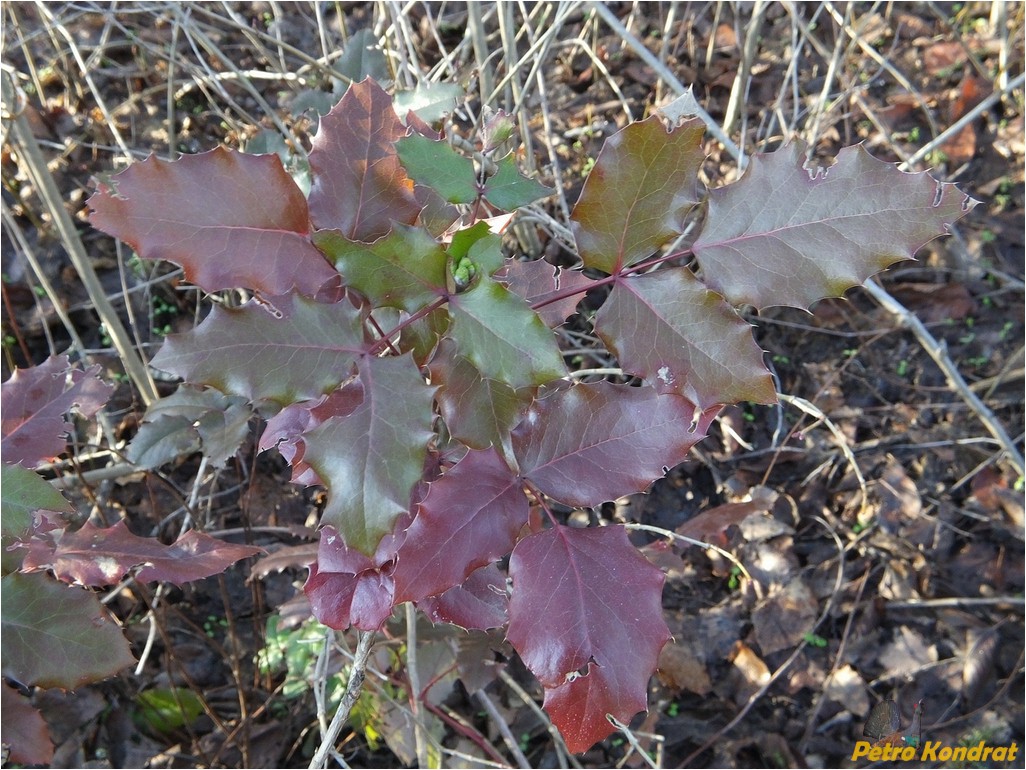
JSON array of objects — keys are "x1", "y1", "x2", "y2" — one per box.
[{"x1": 2, "y1": 2, "x2": 1023, "y2": 768}]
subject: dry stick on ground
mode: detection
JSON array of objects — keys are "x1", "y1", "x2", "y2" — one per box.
[{"x1": 308, "y1": 630, "x2": 376, "y2": 770}]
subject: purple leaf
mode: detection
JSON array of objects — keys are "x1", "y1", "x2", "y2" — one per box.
[
  {"x1": 595, "y1": 268, "x2": 776, "y2": 409},
  {"x1": 88, "y1": 147, "x2": 337, "y2": 296},
  {"x1": 392, "y1": 447, "x2": 527, "y2": 604},
  {"x1": 506, "y1": 525, "x2": 670, "y2": 752},
  {"x1": 418, "y1": 563, "x2": 509, "y2": 630},
  {"x1": 513, "y1": 382, "x2": 715, "y2": 507},
  {"x1": 308, "y1": 79, "x2": 421, "y2": 241},
  {"x1": 571, "y1": 117, "x2": 705, "y2": 274},
  {"x1": 499, "y1": 259, "x2": 591, "y2": 327},
  {"x1": 692, "y1": 141, "x2": 979, "y2": 309},
  {"x1": 1, "y1": 356, "x2": 113, "y2": 467},
  {"x1": 1, "y1": 681, "x2": 54, "y2": 766},
  {"x1": 20, "y1": 521, "x2": 263, "y2": 586}
]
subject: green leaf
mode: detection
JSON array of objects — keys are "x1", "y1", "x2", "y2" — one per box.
[
  {"x1": 448, "y1": 223, "x2": 505, "y2": 276},
  {"x1": 396, "y1": 134, "x2": 478, "y2": 204},
  {"x1": 2, "y1": 572, "x2": 135, "y2": 689},
  {"x1": 692, "y1": 141, "x2": 980, "y2": 309},
  {"x1": 135, "y1": 687, "x2": 205, "y2": 733},
  {"x1": 301, "y1": 354, "x2": 436, "y2": 555},
  {"x1": 1, "y1": 463, "x2": 73, "y2": 575},
  {"x1": 595, "y1": 269, "x2": 776, "y2": 409},
  {"x1": 482, "y1": 153, "x2": 553, "y2": 211},
  {"x1": 571, "y1": 116, "x2": 705, "y2": 274},
  {"x1": 448, "y1": 278, "x2": 567, "y2": 390},
  {"x1": 335, "y1": 29, "x2": 391, "y2": 85},
  {"x1": 393, "y1": 82, "x2": 463, "y2": 123},
  {"x1": 151, "y1": 294, "x2": 366, "y2": 407},
  {"x1": 315, "y1": 224, "x2": 449, "y2": 313}
]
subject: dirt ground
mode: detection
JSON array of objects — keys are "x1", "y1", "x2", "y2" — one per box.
[{"x1": 2, "y1": 2, "x2": 1023, "y2": 768}]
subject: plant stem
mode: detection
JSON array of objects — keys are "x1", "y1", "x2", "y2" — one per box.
[
  {"x1": 308, "y1": 630, "x2": 375, "y2": 770},
  {"x1": 405, "y1": 602, "x2": 430, "y2": 769}
]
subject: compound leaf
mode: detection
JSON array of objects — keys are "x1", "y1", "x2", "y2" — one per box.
[
  {"x1": 88, "y1": 147, "x2": 336, "y2": 296},
  {"x1": 506, "y1": 525, "x2": 670, "y2": 752},
  {"x1": 392, "y1": 447, "x2": 526, "y2": 604},
  {"x1": 513, "y1": 382, "x2": 714, "y2": 507},
  {"x1": 308, "y1": 78, "x2": 421, "y2": 242},
  {"x1": 448, "y1": 278, "x2": 567, "y2": 390},
  {"x1": 1, "y1": 356, "x2": 113, "y2": 468},
  {"x1": 483, "y1": 154, "x2": 553, "y2": 211},
  {"x1": 151, "y1": 294, "x2": 366, "y2": 407},
  {"x1": 692, "y1": 141, "x2": 979, "y2": 309},
  {"x1": 21, "y1": 520, "x2": 263, "y2": 587},
  {"x1": 300, "y1": 354, "x2": 436, "y2": 555},
  {"x1": 1, "y1": 572, "x2": 135, "y2": 689},
  {"x1": 571, "y1": 117, "x2": 704, "y2": 274},
  {"x1": 315, "y1": 224, "x2": 448, "y2": 313},
  {"x1": 595, "y1": 268, "x2": 776, "y2": 409},
  {"x1": 396, "y1": 133, "x2": 478, "y2": 204}
]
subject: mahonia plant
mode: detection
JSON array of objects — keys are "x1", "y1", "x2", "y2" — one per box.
[{"x1": 88, "y1": 78, "x2": 976, "y2": 752}]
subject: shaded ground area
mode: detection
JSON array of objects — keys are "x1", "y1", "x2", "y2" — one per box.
[{"x1": 2, "y1": 2, "x2": 1023, "y2": 768}]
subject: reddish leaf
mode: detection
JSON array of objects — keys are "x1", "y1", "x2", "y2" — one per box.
[
  {"x1": 499, "y1": 258, "x2": 591, "y2": 327},
  {"x1": 513, "y1": 382, "x2": 715, "y2": 507},
  {"x1": 20, "y1": 521, "x2": 262, "y2": 586},
  {"x1": 300, "y1": 354, "x2": 436, "y2": 555},
  {"x1": 308, "y1": 78, "x2": 421, "y2": 241},
  {"x1": 692, "y1": 142, "x2": 979, "y2": 309},
  {"x1": 88, "y1": 147, "x2": 336, "y2": 296},
  {"x1": 304, "y1": 526, "x2": 398, "y2": 631},
  {"x1": 571, "y1": 117, "x2": 705, "y2": 274},
  {"x1": 506, "y1": 525, "x2": 670, "y2": 752},
  {"x1": 418, "y1": 563, "x2": 509, "y2": 630},
  {"x1": 595, "y1": 268, "x2": 776, "y2": 409},
  {"x1": 1, "y1": 356, "x2": 113, "y2": 467},
  {"x1": 1, "y1": 681, "x2": 54, "y2": 766},
  {"x1": 427, "y1": 338, "x2": 527, "y2": 450},
  {"x1": 151, "y1": 294, "x2": 366, "y2": 407},
  {"x1": 1, "y1": 572, "x2": 135, "y2": 689},
  {"x1": 392, "y1": 447, "x2": 527, "y2": 604}
]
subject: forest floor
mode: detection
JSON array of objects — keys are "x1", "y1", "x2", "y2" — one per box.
[{"x1": 2, "y1": 2, "x2": 1024, "y2": 768}]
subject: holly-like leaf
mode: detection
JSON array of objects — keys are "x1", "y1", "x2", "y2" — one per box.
[
  {"x1": 418, "y1": 563, "x2": 509, "y2": 630},
  {"x1": 1, "y1": 572, "x2": 135, "y2": 689},
  {"x1": 315, "y1": 224, "x2": 448, "y2": 313},
  {"x1": 88, "y1": 147, "x2": 336, "y2": 296},
  {"x1": 20, "y1": 521, "x2": 263, "y2": 587},
  {"x1": 300, "y1": 354, "x2": 436, "y2": 555},
  {"x1": 2, "y1": 680, "x2": 54, "y2": 766},
  {"x1": 482, "y1": 154, "x2": 553, "y2": 211},
  {"x1": 571, "y1": 117, "x2": 705, "y2": 274},
  {"x1": 692, "y1": 142, "x2": 979, "y2": 309},
  {"x1": 448, "y1": 278, "x2": 567, "y2": 390},
  {"x1": 499, "y1": 258, "x2": 591, "y2": 327},
  {"x1": 513, "y1": 382, "x2": 715, "y2": 507},
  {"x1": 392, "y1": 447, "x2": 527, "y2": 604},
  {"x1": 259, "y1": 383, "x2": 365, "y2": 485},
  {"x1": 1, "y1": 463, "x2": 74, "y2": 575},
  {"x1": 506, "y1": 525, "x2": 670, "y2": 752},
  {"x1": 396, "y1": 133, "x2": 478, "y2": 204},
  {"x1": 595, "y1": 268, "x2": 776, "y2": 409},
  {"x1": 151, "y1": 294, "x2": 366, "y2": 407},
  {"x1": 305, "y1": 526, "x2": 397, "y2": 631},
  {"x1": 127, "y1": 386, "x2": 252, "y2": 469},
  {"x1": 427, "y1": 339, "x2": 526, "y2": 450},
  {"x1": 334, "y1": 28, "x2": 391, "y2": 85},
  {"x1": 308, "y1": 78, "x2": 421, "y2": 242},
  {"x1": 448, "y1": 223, "x2": 506, "y2": 277},
  {"x1": 1, "y1": 356, "x2": 113, "y2": 468}
]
